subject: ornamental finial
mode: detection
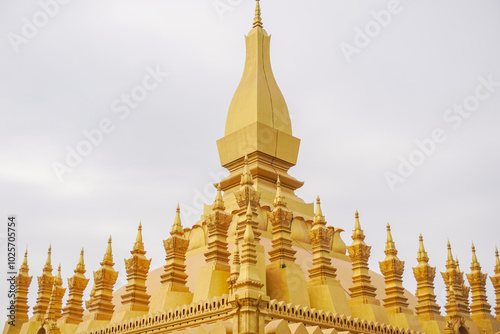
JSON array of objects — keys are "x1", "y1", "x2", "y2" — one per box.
[
  {"x1": 170, "y1": 204, "x2": 184, "y2": 236},
  {"x1": 253, "y1": 0, "x2": 263, "y2": 28}
]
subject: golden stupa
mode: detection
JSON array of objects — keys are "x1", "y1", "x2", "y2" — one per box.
[{"x1": 4, "y1": 2, "x2": 500, "y2": 334}]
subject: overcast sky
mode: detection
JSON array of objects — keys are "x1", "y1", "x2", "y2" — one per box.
[{"x1": 1, "y1": 0, "x2": 500, "y2": 321}]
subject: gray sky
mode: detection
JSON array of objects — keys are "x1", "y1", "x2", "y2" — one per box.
[{"x1": 1, "y1": 0, "x2": 500, "y2": 321}]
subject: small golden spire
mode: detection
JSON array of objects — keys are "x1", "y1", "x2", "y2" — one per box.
[
  {"x1": 384, "y1": 223, "x2": 397, "y2": 256},
  {"x1": 352, "y1": 210, "x2": 365, "y2": 241},
  {"x1": 55, "y1": 264, "x2": 63, "y2": 286},
  {"x1": 446, "y1": 240, "x2": 455, "y2": 267},
  {"x1": 243, "y1": 220, "x2": 255, "y2": 243},
  {"x1": 471, "y1": 242, "x2": 481, "y2": 271},
  {"x1": 455, "y1": 256, "x2": 461, "y2": 273},
  {"x1": 75, "y1": 248, "x2": 85, "y2": 274},
  {"x1": 133, "y1": 222, "x2": 145, "y2": 251},
  {"x1": 417, "y1": 234, "x2": 429, "y2": 263},
  {"x1": 46, "y1": 244, "x2": 52, "y2": 265},
  {"x1": 20, "y1": 248, "x2": 29, "y2": 274},
  {"x1": 171, "y1": 204, "x2": 184, "y2": 236},
  {"x1": 313, "y1": 196, "x2": 326, "y2": 226},
  {"x1": 240, "y1": 154, "x2": 254, "y2": 186},
  {"x1": 273, "y1": 176, "x2": 286, "y2": 207},
  {"x1": 253, "y1": 0, "x2": 263, "y2": 29},
  {"x1": 315, "y1": 196, "x2": 323, "y2": 216},
  {"x1": 43, "y1": 244, "x2": 53, "y2": 273},
  {"x1": 101, "y1": 236, "x2": 114, "y2": 265},
  {"x1": 213, "y1": 183, "x2": 226, "y2": 211}
]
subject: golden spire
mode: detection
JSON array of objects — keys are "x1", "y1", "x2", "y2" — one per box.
[
  {"x1": 313, "y1": 196, "x2": 326, "y2": 226},
  {"x1": 471, "y1": 242, "x2": 480, "y2": 270},
  {"x1": 446, "y1": 240, "x2": 455, "y2": 269},
  {"x1": 213, "y1": 183, "x2": 225, "y2": 211},
  {"x1": 75, "y1": 248, "x2": 85, "y2": 274},
  {"x1": 384, "y1": 223, "x2": 397, "y2": 258},
  {"x1": 273, "y1": 176, "x2": 286, "y2": 207},
  {"x1": 416, "y1": 234, "x2": 429, "y2": 264},
  {"x1": 133, "y1": 222, "x2": 145, "y2": 252},
  {"x1": 20, "y1": 248, "x2": 29, "y2": 275},
  {"x1": 244, "y1": 202, "x2": 255, "y2": 243},
  {"x1": 171, "y1": 204, "x2": 184, "y2": 236},
  {"x1": 455, "y1": 256, "x2": 461, "y2": 273},
  {"x1": 240, "y1": 154, "x2": 254, "y2": 186},
  {"x1": 352, "y1": 210, "x2": 365, "y2": 241},
  {"x1": 253, "y1": 0, "x2": 263, "y2": 28},
  {"x1": 43, "y1": 244, "x2": 52, "y2": 272},
  {"x1": 101, "y1": 236, "x2": 114, "y2": 266},
  {"x1": 218, "y1": 1, "x2": 298, "y2": 170},
  {"x1": 54, "y1": 264, "x2": 63, "y2": 286}
]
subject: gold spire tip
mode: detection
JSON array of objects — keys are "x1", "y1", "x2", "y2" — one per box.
[
  {"x1": 355, "y1": 210, "x2": 359, "y2": 219},
  {"x1": 253, "y1": 0, "x2": 263, "y2": 29}
]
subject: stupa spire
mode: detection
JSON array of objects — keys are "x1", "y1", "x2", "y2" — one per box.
[
  {"x1": 32, "y1": 245, "x2": 55, "y2": 321},
  {"x1": 217, "y1": 1, "x2": 301, "y2": 199},
  {"x1": 44, "y1": 244, "x2": 52, "y2": 272},
  {"x1": 193, "y1": 183, "x2": 233, "y2": 301},
  {"x1": 133, "y1": 222, "x2": 145, "y2": 252},
  {"x1": 171, "y1": 204, "x2": 184, "y2": 236},
  {"x1": 20, "y1": 248, "x2": 29, "y2": 275},
  {"x1": 113, "y1": 223, "x2": 152, "y2": 321},
  {"x1": 213, "y1": 183, "x2": 225, "y2": 211},
  {"x1": 413, "y1": 235, "x2": 441, "y2": 321},
  {"x1": 60, "y1": 248, "x2": 89, "y2": 324},
  {"x1": 379, "y1": 224, "x2": 409, "y2": 313},
  {"x1": 466, "y1": 243, "x2": 492, "y2": 319},
  {"x1": 273, "y1": 176, "x2": 286, "y2": 207},
  {"x1": 253, "y1": 0, "x2": 263, "y2": 28},
  {"x1": 14, "y1": 248, "x2": 33, "y2": 325},
  {"x1": 347, "y1": 211, "x2": 379, "y2": 304},
  {"x1": 102, "y1": 236, "x2": 114, "y2": 266},
  {"x1": 149, "y1": 205, "x2": 192, "y2": 313},
  {"x1": 45, "y1": 264, "x2": 65, "y2": 321},
  {"x1": 86, "y1": 237, "x2": 119, "y2": 321},
  {"x1": 490, "y1": 247, "x2": 500, "y2": 320}
]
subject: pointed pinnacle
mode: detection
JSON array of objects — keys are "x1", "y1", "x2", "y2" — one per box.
[
  {"x1": 273, "y1": 176, "x2": 286, "y2": 208},
  {"x1": 55, "y1": 264, "x2": 62, "y2": 286},
  {"x1": 253, "y1": 0, "x2": 263, "y2": 28},
  {"x1": 496, "y1": 247, "x2": 500, "y2": 268},
  {"x1": 471, "y1": 242, "x2": 481, "y2": 270},
  {"x1": 418, "y1": 234, "x2": 424, "y2": 251},
  {"x1": 213, "y1": 183, "x2": 225, "y2": 211},
  {"x1": 384, "y1": 223, "x2": 397, "y2": 256},
  {"x1": 417, "y1": 234, "x2": 429, "y2": 263},
  {"x1": 352, "y1": 210, "x2": 365, "y2": 242},
  {"x1": 243, "y1": 221, "x2": 255, "y2": 243},
  {"x1": 134, "y1": 222, "x2": 145, "y2": 251},
  {"x1": 22, "y1": 248, "x2": 28, "y2": 266},
  {"x1": 455, "y1": 256, "x2": 461, "y2": 272},
  {"x1": 472, "y1": 242, "x2": 478, "y2": 262},
  {"x1": 75, "y1": 248, "x2": 86, "y2": 274},
  {"x1": 171, "y1": 204, "x2": 184, "y2": 236},
  {"x1": 447, "y1": 239, "x2": 454, "y2": 262},
  {"x1": 386, "y1": 223, "x2": 393, "y2": 243},
  {"x1": 241, "y1": 154, "x2": 254, "y2": 186},
  {"x1": 46, "y1": 244, "x2": 52, "y2": 266},
  {"x1": 315, "y1": 196, "x2": 323, "y2": 216},
  {"x1": 101, "y1": 236, "x2": 114, "y2": 265}
]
